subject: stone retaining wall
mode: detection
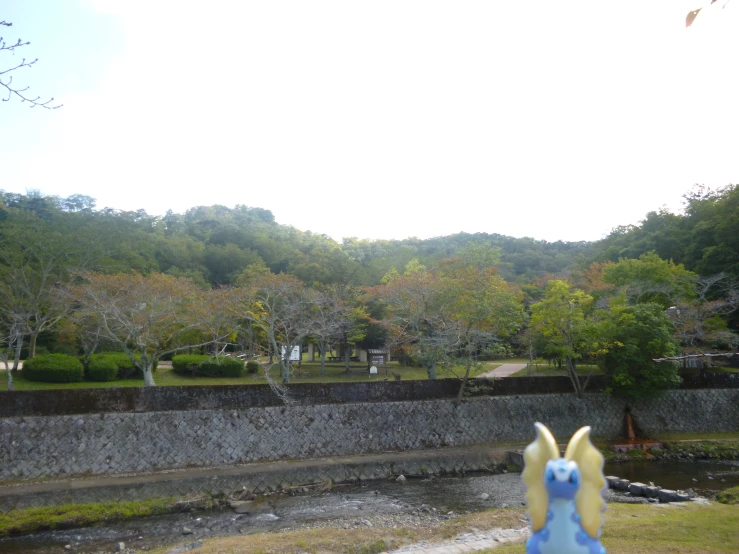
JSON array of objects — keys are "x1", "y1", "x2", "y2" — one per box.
[
  {"x1": 0, "y1": 377, "x2": 596, "y2": 417},
  {"x1": 2, "y1": 389, "x2": 737, "y2": 483},
  {"x1": 2, "y1": 373, "x2": 736, "y2": 418}
]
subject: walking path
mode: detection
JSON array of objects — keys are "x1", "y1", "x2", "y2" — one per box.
[
  {"x1": 385, "y1": 527, "x2": 529, "y2": 553},
  {"x1": 477, "y1": 363, "x2": 526, "y2": 379}
]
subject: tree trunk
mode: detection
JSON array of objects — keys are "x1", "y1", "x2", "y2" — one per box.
[
  {"x1": 344, "y1": 343, "x2": 350, "y2": 372},
  {"x1": 320, "y1": 348, "x2": 326, "y2": 376},
  {"x1": 142, "y1": 363, "x2": 156, "y2": 387},
  {"x1": 29, "y1": 331, "x2": 38, "y2": 359},
  {"x1": 427, "y1": 362, "x2": 437, "y2": 380},
  {"x1": 456, "y1": 363, "x2": 472, "y2": 404},
  {"x1": 12, "y1": 338, "x2": 23, "y2": 371},
  {"x1": 565, "y1": 357, "x2": 583, "y2": 395},
  {"x1": 3, "y1": 358, "x2": 13, "y2": 391},
  {"x1": 281, "y1": 356, "x2": 290, "y2": 384}
]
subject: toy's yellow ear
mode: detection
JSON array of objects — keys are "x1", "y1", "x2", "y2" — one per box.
[
  {"x1": 522, "y1": 422, "x2": 559, "y2": 532},
  {"x1": 565, "y1": 426, "x2": 606, "y2": 539}
]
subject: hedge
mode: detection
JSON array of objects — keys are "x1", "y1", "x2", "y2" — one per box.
[
  {"x1": 91, "y1": 352, "x2": 158, "y2": 379},
  {"x1": 23, "y1": 354, "x2": 85, "y2": 383},
  {"x1": 172, "y1": 355, "x2": 210, "y2": 376},
  {"x1": 246, "y1": 360, "x2": 260, "y2": 375},
  {"x1": 87, "y1": 356, "x2": 119, "y2": 381},
  {"x1": 197, "y1": 356, "x2": 244, "y2": 378},
  {"x1": 172, "y1": 355, "x2": 244, "y2": 378}
]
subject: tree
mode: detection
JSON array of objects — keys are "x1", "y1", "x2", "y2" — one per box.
[
  {"x1": 1, "y1": 21, "x2": 61, "y2": 108},
  {"x1": 234, "y1": 273, "x2": 315, "y2": 383},
  {"x1": 669, "y1": 273, "x2": 739, "y2": 351},
  {"x1": 72, "y1": 272, "x2": 225, "y2": 386},
  {"x1": 597, "y1": 252, "x2": 739, "y2": 352},
  {"x1": 439, "y1": 255, "x2": 526, "y2": 401},
  {"x1": 601, "y1": 252, "x2": 697, "y2": 309},
  {"x1": 370, "y1": 266, "x2": 446, "y2": 379},
  {"x1": 310, "y1": 285, "x2": 367, "y2": 375},
  {"x1": 599, "y1": 302, "x2": 681, "y2": 400},
  {"x1": 0, "y1": 216, "x2": 97, "y2": 365},
  {"x1": 335, "y1": 302, "x2": 369, "y2": 372},
  {"x1": 530, "y1": 281, "x2": 603, "y2": 395},
  {"x1": 0, "y1": 312, "x2": 25, "y2": 391}
]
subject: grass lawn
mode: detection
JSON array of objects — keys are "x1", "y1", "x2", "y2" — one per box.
[
  {"x1": 653, "y1": 431, "x2": 739, "y2": 441},
  {"x1": 508, "y1": 364, "x2": 603, "y2": 378},
  {"x1": 1, "y1": 360, "x2": 500, "y2": 391},
  {"x1": 0, "y1": 498, "x2": 174, "y2": 538},
  {"x1": 151, "y1": 502, "x2": 739, "y2": 554}
]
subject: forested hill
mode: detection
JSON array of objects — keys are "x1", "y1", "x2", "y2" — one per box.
[
  {"x1": 594, "y1": 184, "x2": 739, "y2": 279},
  {"x1": 0, "y1": 191, "x2": 594, "y2": 287},
  {"x1": 1, "y1": 184, "x2": 737, "y2": 287}
]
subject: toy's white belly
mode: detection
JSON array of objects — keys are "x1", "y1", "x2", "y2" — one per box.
[{"x1": 538, "y1": 499, "x2": 590, "y2": 554}]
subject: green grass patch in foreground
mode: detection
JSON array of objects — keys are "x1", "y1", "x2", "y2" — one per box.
[
  {"x1": 717, "y1": 486, "x2": 739, "y2": 505},
  {"x1": 490, "y1": 503, "x2": 739, "y2": 554},
  {"x1": 0, "y1": 498, "x2": 174, "y2": 538}
]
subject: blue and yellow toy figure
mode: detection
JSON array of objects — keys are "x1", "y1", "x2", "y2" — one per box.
[{"x1": 522, "y1": 423, "x2": 607, "y2": 554}]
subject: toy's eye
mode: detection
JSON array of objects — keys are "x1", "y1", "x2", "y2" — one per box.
[{"x1": 569, "y1": 472, "x2": 578, "y2": 484}]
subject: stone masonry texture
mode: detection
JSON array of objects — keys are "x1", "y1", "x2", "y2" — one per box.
[
  {"x1": 0, "y1": 447, "x2": 504, "y2": 512},
  {"x1": 1, "y1": 389, "x2": 737, "y2": 482},
  {"x1": 1, "y1": 373, "x2": 736, "y2": 418}
]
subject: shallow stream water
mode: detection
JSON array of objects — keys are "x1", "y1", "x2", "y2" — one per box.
[{"x1": 1, "y1": 460, "x2": 737, "y2": 554}]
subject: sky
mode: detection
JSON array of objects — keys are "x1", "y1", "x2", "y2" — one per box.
[{"x1": 1, "y1": 0, "x2": 737, "y2": 243}]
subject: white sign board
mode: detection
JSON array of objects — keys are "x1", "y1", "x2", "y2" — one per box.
[
  {"x1": 370, "y1": 366, "x2": 378, "y2": 374},
  {"x1": 281, "y1": 346, "x2": 301, "y2": 361}
]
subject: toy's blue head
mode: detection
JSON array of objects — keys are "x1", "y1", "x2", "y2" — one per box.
[{"x1": 544, "y1": 458, "x2": 580, "y2": 500}]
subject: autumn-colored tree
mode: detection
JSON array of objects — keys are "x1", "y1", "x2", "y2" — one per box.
[
  {"x1": 576, "y1": 262, "x2": 617, "y2": 296},
  {"x1": 439, "y1": 254, "x2": 526, "y2": 401},
  {"x1": 370, "y1": 265, "x2": 446, "y2": 379},
  {"x1": 72, "y1": 272, "x2": 225, "y2": 386},
  {"x1": 233, "y1": 272, "x2": 315, "y2": 383}
]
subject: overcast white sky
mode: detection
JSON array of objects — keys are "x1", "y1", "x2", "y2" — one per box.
[{"x1": 2, "y1": 1, "x2": 737, "y2": 243}]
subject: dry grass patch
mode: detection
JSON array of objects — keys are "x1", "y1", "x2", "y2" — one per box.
[
  {"x1": 156, "y1": 509, "x2": 527, "y2": 554},
  {"x1": 168, "y1": 502, "x2": 739, "y2": 554}
]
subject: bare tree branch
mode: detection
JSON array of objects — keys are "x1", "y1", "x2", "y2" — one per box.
[{"x1": 0, "y1": 20, "x2": 62, "y2": 109}]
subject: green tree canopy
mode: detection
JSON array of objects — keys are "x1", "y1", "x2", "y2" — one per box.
[{"x1": 599, "y1": 302, "x2": 681, "y2": 400}]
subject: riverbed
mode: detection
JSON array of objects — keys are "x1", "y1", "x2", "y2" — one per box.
[{"x1": 2, "y1": 459, "x2": 737, "y2": 554}]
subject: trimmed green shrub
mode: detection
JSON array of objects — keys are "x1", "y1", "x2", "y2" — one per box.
[
  {"x1": 246, "y1": 360, "x2": 260, "y2": 375},
  {"x1": 172, "y1": 354, "x2": 244, "y2": 377},
  {"x1": 23, "y1": 354, "x2": 84, "y2": 383},
  {"x1": 197, "y1": 356, "x2": 244, "y2": 378},
  {"x1": 172, "y1": 354, "x2": 210, "y2": 376},
  {"x1": 87, "y1": 356, "x2": 119, "y2": 381},
  {"x1": 92, "y1": 352, "x2": 158, "y2": 379}
]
